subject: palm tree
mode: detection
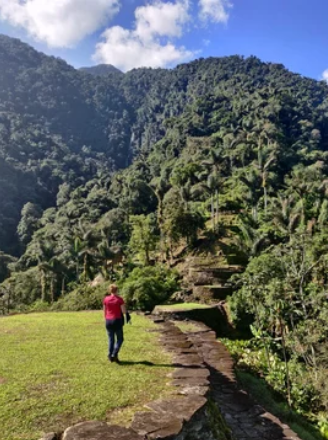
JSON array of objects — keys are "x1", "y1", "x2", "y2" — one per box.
[
  {"x1": 254, "y1": 144, "x2": 276, "y2": 213},
  {"x1": 271, "y1": 195, "x2": 302, "y2": 241},
  {"x1": 285, "y1": 164, "x2": 324, "y2": 224},
  {"x1": 179, "y1": 180, "x2": 193, "y2": 211},
  {"x1": 132, "y1": 176, "x2": 169, "y2": 262},
  {"x1": 97, "y1": 235, "x2": 116, "y2": 279},
  {"x1": 73, "y1": 222, "x2": 99, "y2": 283},
  {"x1": 35, "y1": 241, "x2": 54, "y2": 302},
  {"x1": 237, "y1": 168, "x2": 262, "y2": 221},
  {"x1": 234, "y1": 213, "x2": 268, "y2": 258},
  {"x1": 48, "y1": 256, "x2": 66, "y2": 303},
  {"x1": 201, "y1": 147, "x2": 227, "y2": 229}
]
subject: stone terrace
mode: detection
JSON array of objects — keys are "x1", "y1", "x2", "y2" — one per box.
[{"x1": 40, "y1": 316, "x2": 302, "y2": 440}]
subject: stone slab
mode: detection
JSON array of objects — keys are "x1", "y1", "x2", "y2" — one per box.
[
  {"x1": 170, "y1": 367, "x2": 210, "y2": 379},
  {"x1": 170, "y1": 377, "x2": 210, "y2": 387},
  {"x1": 162, "y1": 341, "x2": 193, "y2": 349},
  {"x1": 131, "y1": 411, "x2": 183, "y2": 439},
  {"x1": 176, "y1": 385, "x2": 209, "y2": 396},
  {"x1": 63, "y1": 422, "x2": 143, "y2": 440},
  {"x1": 145, "y1": 396, "x2": 206, "y2": 421}
]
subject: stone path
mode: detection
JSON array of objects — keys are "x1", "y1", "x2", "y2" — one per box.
[
  {"x1": 40, "y1": 316, "x2": 302, "y2": 440},
  {"x1": 180, "y1": 321, "x2": 301, "y2": 440}
]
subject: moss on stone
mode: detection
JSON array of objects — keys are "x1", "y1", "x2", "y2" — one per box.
[{"x1": 205, "y1": 399, "x2": 235, "y2": 440}]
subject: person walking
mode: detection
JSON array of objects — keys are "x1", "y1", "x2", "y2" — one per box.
[{"x1": 103, "y1": 284, "x2": 130, "y2": 363}]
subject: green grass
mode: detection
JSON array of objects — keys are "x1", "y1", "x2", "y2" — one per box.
[
  {"x1": 0, "y1": 312, "x2": 172, "y2": 440},
  {"x1": 156, "y1": 303, "x2": 211, "y2": 310},
  {"x1": 236, "y1": 371, "x2": 324, "y2": 440}
]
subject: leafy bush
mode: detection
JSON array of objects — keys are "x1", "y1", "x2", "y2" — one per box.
[
  {"x1": 27, "y1": 300, "x2": 51, "y2": 313},
  {"x1": 120, "y1": 265, "x2": 180, "y2": 311},
  {"x1": 52, "y1": 284, "x2": 107, "y2": 311},
  {"x1": 223, "y1": 338, "x2": 319, "y2": 415}
]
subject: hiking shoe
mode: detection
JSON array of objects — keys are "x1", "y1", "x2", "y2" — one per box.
[{"x1": 109, "y1": 356, "x2": 115, "y2": 362}]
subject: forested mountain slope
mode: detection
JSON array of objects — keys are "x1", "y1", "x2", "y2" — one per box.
[
  {"x1": 1, "y1": 33, "x2": 328, "y2": 261},
  {"x1": 80, "y1": 64, "x2": 123, "y2": 76},
  {"x1": 0, "y1": 35, "x2": 133, "y2": 254}
]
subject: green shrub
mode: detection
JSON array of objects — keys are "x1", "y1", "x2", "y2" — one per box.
[
  {"x1": 52, "y1": 283, "x2": 107, "y2": 311},
  {"x1": 28, "y1": 299, "x2": 51, "y2": 313},
  {"x1": 222, "y1": 338, "x2": 319, "y2": 415},
  {"x1": 120, "y1": 265, "x2": 180, "y2": 311}
]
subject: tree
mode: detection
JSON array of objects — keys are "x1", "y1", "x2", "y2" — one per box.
[
  {"x1": 17, "y1": 203, "x2": 43, "y2": 248},
  {"x1": 129, "y1": 215, "x2": 158, "y2": 266}
]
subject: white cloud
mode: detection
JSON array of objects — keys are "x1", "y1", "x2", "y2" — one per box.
[
  {"x1": 322, "y1": 69, "x2": 328, "y2": 83},
  {"x1": 135, "y1": 1, "x2": 190, "y2": 41},
  {"x1": 199, "y1": 0, "x2": 232, "y2": 24},
  {"x1": 0, "y1": 0, "x2": 120, "y2": 48},
  {"x1": 94, "y1": 0, "x2": 195, "y2": 71}
]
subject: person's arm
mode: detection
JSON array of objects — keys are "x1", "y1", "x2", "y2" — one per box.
[
  {"x1": 103, "y1": 299, "x2": 106, "y2": 319},
  {"x1": 121, "y1": 303, "x2": 131, "y2": 323}
]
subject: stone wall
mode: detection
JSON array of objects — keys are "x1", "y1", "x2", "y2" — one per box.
[{"x1": 153, "y1": 305, "x2": 234, "y2": 337}]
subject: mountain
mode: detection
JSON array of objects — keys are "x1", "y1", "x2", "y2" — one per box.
[
  {"x1": 80, "y1": 64, "x2": 123, "y2": 77},
  {"x1": 1, "y1": 33, "x2": 328, "y2": 258},
  {"x1": 0, "y1": 34, "x2": 133, "y2": 254}
]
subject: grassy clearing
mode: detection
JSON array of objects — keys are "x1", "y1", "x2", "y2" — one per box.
[
  {"x1": 0, "y1": 312, "x2": 172, "y2": 440},
  {"x1": 236, "y1": 371, "x2": 323, "y2": 440},
  {"x1": 156, "y1": 303, "x2": 211, "y2": 311}
]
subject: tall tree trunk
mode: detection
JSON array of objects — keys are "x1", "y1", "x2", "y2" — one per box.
[
  {"x1": 157, "y1": 195, "x2": 164, "y2": 263},
  {"x1": 280, "y1": 317, "x2": 291, "y2": 407},
  {"x1": 41, "y1": 269, "x2": 47, "y2": 302},
  {"x1": 83, "y1": 254, "x2": 88, "y2": 282},
  {"x1": 211, "y1": 193, "x2": 215, "y2": 230},
  {"x1": 264, "y1": 184, "x2": 268, "y2": 214},
  {"x1": 61, "y1": 277, "x2": 65, "y2": 297},
  {"x1": 50, "y1": 277, "x2": 55, "y2": 304},
  {"x1": 215, "y1": 189, "x2": 219, "y2": 230}
]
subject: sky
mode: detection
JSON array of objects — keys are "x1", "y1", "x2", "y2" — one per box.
[{"x1": 0, "y1": 0, "x2": 327, "y2": 80}]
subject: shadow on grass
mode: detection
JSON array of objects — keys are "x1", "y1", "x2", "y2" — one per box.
[{"x1": 118, "y1": 360, "x2": 175, "y2": 367}]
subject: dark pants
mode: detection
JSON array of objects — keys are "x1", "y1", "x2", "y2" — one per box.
[{"x1": 105, "y1": 319, "x2": 124, "y2": 358}]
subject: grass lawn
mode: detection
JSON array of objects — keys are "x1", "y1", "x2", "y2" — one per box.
[
  {"x1": 155, "y1": 303, "x2": 211, "y2": 311},
  {"x1": 0, "y1": 312, "x2": 172, "y2": 440}
]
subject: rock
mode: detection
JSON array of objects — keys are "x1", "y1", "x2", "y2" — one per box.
[
  {"x1": 177, "y1": 385, "x2": 209, "y2": 396},
  {"x1": 170, "y1": 368, "x2": 210, "y2": 379},
  {"x1": 173, "y1": 354, "x2": 203, "y2": 364},
  {"x1": 131, "y1": 411, "x2": 183, "y2": 439},
  {"x1": 39, "y1": 433, "x2": 58, "y2": 440},
  {"x1": 89, "y1": 274, "x2": 105, "y2": 287},
  {"x1": 162, "y1": 341, "x2": 193, "y2": 349},
  {"x1": 62, "y1": 422, "x2": 143, "y2": 440},
  {"x1": 170, "y1": 377, "x2": 210, "y2": 387},
  {"x1": 145, "y1": 396, "x2": 207, "y2": 422}
]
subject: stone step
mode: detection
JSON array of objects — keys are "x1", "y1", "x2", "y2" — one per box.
[
  {"x1": 192, "y1": 285, "x2": 233, "y2": 301},
  {"x1": 188, "y1": 266, "x2": 243, "y2": 278}
]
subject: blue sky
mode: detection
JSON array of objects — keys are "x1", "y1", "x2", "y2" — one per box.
[{"x1": 0, "y1": 0, "x2": 327, "y2": 79}]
